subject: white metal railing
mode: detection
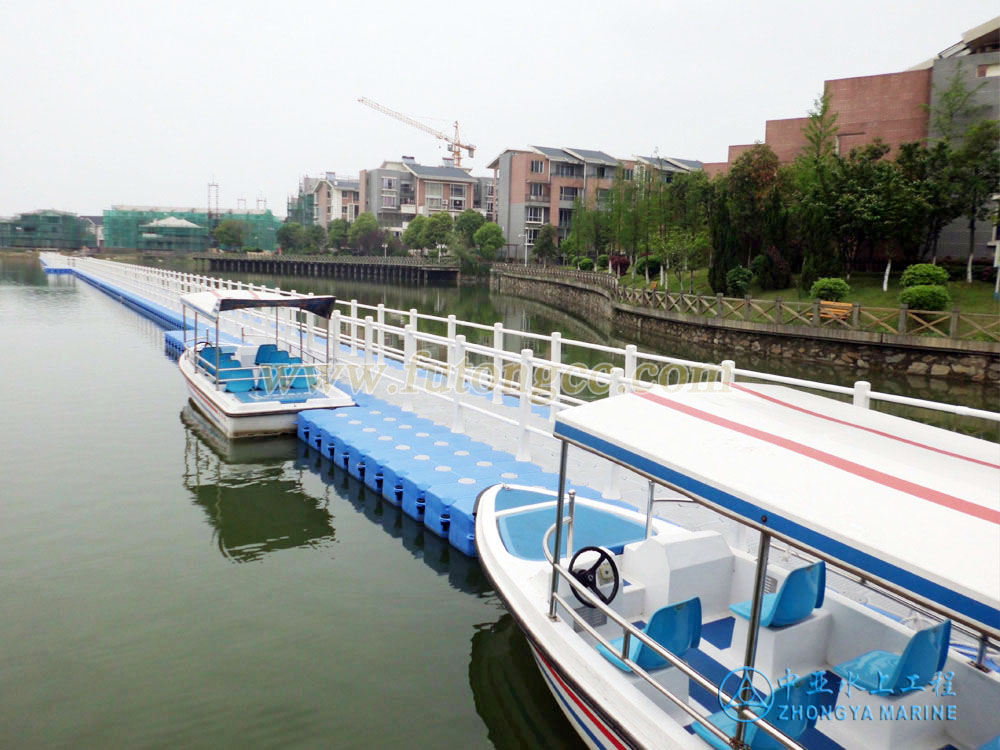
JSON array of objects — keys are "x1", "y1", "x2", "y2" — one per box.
[{"x1": 48, "y1": 253, "x2": 999, "y2": 487}]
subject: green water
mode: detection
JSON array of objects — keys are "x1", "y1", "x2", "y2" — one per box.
[{"x1": 0, "y1": 254, "x2": 583, "y2": 749}]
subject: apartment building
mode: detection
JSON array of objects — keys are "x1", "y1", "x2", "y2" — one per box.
[
  {"x1": 359, "y1": 156, "x2": 482, "y2": 237},
  {"x1": 287, "y1": 173, "x2": 361, "y2": 228}
]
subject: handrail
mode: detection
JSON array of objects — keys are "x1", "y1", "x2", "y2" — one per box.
[
  {"x1": 53, "y1": 255, "x2": 1000, "y2": 457},
  {"x1": 539, "y1": 509, "x2": 806, "y2": 750}
]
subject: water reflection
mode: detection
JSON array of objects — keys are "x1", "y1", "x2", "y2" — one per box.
[
  {"x1": 469, "y1": 614, "x2": 586, "y2": 750},
  {"x1": 181, "y1": 406, "x2": 337, "y2": 562},
  {"x1": 294, "y1": 442, "x2": 493, "y2": 596}
]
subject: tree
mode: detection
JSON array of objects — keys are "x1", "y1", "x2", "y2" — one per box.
[
  {"x1": 802, "y1": 89, "x2": 840, "y2": 161},
  {"x1": 423, "y1": 211, "x2": 453, "y2": 249},
  {"x1": 402, "y1": 215, "x2": 428, "y2": 252},
  {"x1": 304, "y1": 224, "x2": 326, "y2": 253},
  {"x1": 455, "y1": 209, "x2": 485, "y2": 246},
  {"x1": 348, "y1": 212, "x2": 381, "y2": 253},
  {"x1": 327, "y1": 219, "x2": 349, "y2": 250},
  {"x1": 726, "y1": 144, "x2": 785, "y2": 267},
  {"x1": 953, "y1": 119, "x2": 1000, "y2": 282},
  {"x1": 896, "y1": 141, "x2": 961, "y2": 263},
  {"x1": 473, "y1": 222, "x2": 505, "y2": 261},
  {"x1": 213, "y1": 219, "x2": 247, "y2": 250},
  {"x1": 532, "y1": 224, "x2": 558, "y2": 263},
  {"x1": 277, "y1": 222, "x2": 304, "y2": 253}
]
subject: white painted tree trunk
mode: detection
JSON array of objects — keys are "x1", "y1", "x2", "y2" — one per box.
[{"x1": 882, "y1": 259, "x2": 892, "y2": 292}]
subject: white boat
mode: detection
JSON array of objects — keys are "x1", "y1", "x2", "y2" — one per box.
[
  {"x1": 475, "y1": 381, "x2": 1000, "y2": 750},
  {"x1": 178, "y1": 291, "x2": 354, "y2": 438}
]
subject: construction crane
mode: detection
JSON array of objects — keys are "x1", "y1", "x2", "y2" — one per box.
[{"x1": 358, "y1": 96, "x2": 476, "y2": 167}]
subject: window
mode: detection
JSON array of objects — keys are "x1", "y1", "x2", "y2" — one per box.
[
  {"x1": 558, "y1": 208, "x2": 573, "y2": 227},
  {"x1": 621, "y1": 169, "x2": 633, "y2": 181},
  {"x1": 381, "y1": 195, "x2": 397, "y2": 208},
  {"x1": 553, "y1": 163, "x2": 581, "y2": 177},
  {"x1": 529, "y1": 182, "x2": 546, "y2": 197},
  {"x1": 559, "y1": 186, "x2": 579, "y2": 201},
  {"x1": 485, "y1": 184, "x2": 495, "y2": 196},
  {"x1": 450, "y1": 184, "x2": 466, "y2": 198},
  {"x1": 525, "y1": 228, "x2": 539, "y2": 245},
  {"x1": 525, "y1": 206, "x2": 544, "y2": 223},
  {"x1": 450, "y1": 199, "x2": 465, "y2": 211},
  {"x1": 530, "y1": 160, "x2": 545, "y2": 174},
  {"x1": 597, "y1": 189, "x2": 610, "y2": 203},
  {"x1": 381, "y1": 177, "x2": 396, "y2": 190}
]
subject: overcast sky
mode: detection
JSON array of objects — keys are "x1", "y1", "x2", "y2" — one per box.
[{"x1": 1, "y1": 0, "x2": 995, "y2": 218}]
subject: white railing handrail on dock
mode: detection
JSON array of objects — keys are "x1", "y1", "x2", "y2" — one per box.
[{"x1": 50, "y1": 255, "x2": 1000, "y2": 472}]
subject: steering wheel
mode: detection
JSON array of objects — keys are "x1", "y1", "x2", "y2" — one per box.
[{"x1": 569, "y1": 546, "x2": 620, "y2": 608}]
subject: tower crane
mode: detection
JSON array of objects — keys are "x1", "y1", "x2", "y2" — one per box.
[{"x1": 357, "y1": 96, "x2": 476, "y2": 167}]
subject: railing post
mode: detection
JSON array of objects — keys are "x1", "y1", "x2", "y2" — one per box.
[
  {"x1": 409, "y1": 307, "x2": 418, "y2": 331},
  {"x1": 852, "y1": 302, "x2": 861, "y2": 330},
  {"x1": 720, "y1": 359, "x2": 735, "y2": 387},
  {"x1": 811, "y1": 299, "x2": 821, "y2": 325},
  {"x1": 376, "y1": 303, "x2": 386, "y2": 365},
  {"x1": 451, "y1": 334, "x2": 466, "y2": 433},
  {"x1": 853, "y1": 381, "x2": 871, "y2": 409},
  {"x1": 328, "y1": 312, "x2": 338, "y2": 367},
  {"x1": 602, "y1": 367, "x2": 624, "y2": 500},
  {"x1": 492, "y1": 322, "x2": 504, "y2": 405},
  {"x1": 306, "y1": 293, "x2": 315, "y2": 355},
  {"x1": 949, "y1": 308, "x2": 960, "y2": 338},
  {"x1": 516, "y1": 349, "x2": 533, "y2": 462},
  {"x1": 775, "y1": 297, "x2": 783, "y2": 324},
  {"x1": 549, "y1": 331, "x2": 562, "y2": 424},
  {"x1": 447, "y1": 314, "x2": 457, "y2": 343},
  {"x1": 350, "y1": 299, "x2": 358, "y2": 355},
  {"x1": 744, "y1": 295, "x2": 752, "y2": 321},
  {"x1": 402, "y1": 324, "x2": 416, "y2": 412},
  {"x1": 716, "y1": 292, "x2": 723, "y2": 317},
  {"x1": 624, "y1": 344, "x2": 637, "y2": 392},
  {"x1": 363, "y1": 315, "x2": 374, "y2": 367},
  {"x1": 898, "y1": 304, "x2": 909, "y2": 335}
]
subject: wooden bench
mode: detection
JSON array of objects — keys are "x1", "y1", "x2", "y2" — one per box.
[{"x1": 819, "y1": 301, "x2": 853, "y2": 322}]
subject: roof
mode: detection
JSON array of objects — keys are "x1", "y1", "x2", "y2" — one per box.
[
  {"x1": 401, "y1": 163, "x2": 477, "y2": 182},
  {"x1": 109, "y1": 206, "x2": 273, "y2": 215},
  {"x1": 564, "y1": 148, "x2": 620, "y2": 166},
  {"x1": 531, "y1": 146, "x2": 582, "y2": 163},
  {"x1": 142, "y1": 216, "x2": 202, "y2": 229},
  {"x1": 636, "y1": 155, "x2": 704, "y2": 172},
  {"x1": 180, "y1": 290, "x2": 338, "y2": 320},
  {"x1": 554, "y1": 382, "x2": 1000, "y2": 636}
]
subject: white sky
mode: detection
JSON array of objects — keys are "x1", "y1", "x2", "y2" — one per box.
[{"x1": 1, "y1": 0, "x2": 995, "y2": 218}]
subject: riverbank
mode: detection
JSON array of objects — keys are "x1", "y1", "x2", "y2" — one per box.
[{"x1": 491, "y1": 266, "x2": 1000, "y2": 385}]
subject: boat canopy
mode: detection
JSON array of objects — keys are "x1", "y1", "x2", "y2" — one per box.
[
  {"x1": 180, "y1": 290, "x2": 338, "y2": 321},
  {"x1": 553, "y1": 382, "x2": 1000, "y2": 637}
]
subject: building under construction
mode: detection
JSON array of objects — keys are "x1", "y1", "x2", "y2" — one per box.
[
  {"x1": 103, "y1": 206, "x2": 282, "y2": 252},
  {"x1": 0, "y1": 209, "x2": 95, "y2": 250}
]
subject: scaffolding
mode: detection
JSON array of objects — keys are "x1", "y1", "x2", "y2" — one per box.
[{"x1": 103, "y1": 206, "x2": 281, "y2": 251}]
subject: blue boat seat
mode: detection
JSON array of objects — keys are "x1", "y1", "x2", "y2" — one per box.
[
  {"x1": 832, "y1": 620, "x2": 951, "y2": 695},
  {"x1": 692, "y1": 670, "x2": 841, "y2": 750},
  {"x1": 254, "y1": 344, "x2": 279, "y2": 364},
  {"x1": 597, "y1": 597, "x2": 701, "y2": 672},
  {"x1": 729, "y1": 561, "x2": 825, "y2": 628},
  {"x1": 979, "y1": 735, "x2": 1000, "y2": 750},
  {"x1": 222, "y1": 367, "x2": 256, "y2": 393}
]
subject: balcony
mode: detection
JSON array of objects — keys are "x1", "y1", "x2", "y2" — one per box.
[{"x1": 524, "y1": 192, "x2": 550, "y2": 203}]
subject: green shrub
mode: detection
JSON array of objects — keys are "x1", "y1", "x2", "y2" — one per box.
[
  {"x1": 596, "y1": 254, "x2": 609, "y2": 269},
  {"x1": 899, "y1": 284, "x2": 951, "y2": 311},
  {"x1": 750, "y1": 248, "x2": 791, "y2": 290},
  {"x1": 809, "y1": 277, "x2": 850, "y2": 301},
  {"x1": 564, "y1": 254, "x2": 578, "y2": 268},
  {"x1": 726, "y1": 266, "x2": 753, "y2": 297},
  {"x1": 900, "y1": 263, "x2": 949, "y2": 288},
  {"x1": 577, "y1": 257, "x2": 594, "y2": 271},
  {"x1": 634, "y1": 254, "x2": 661, "y2": 277}
]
